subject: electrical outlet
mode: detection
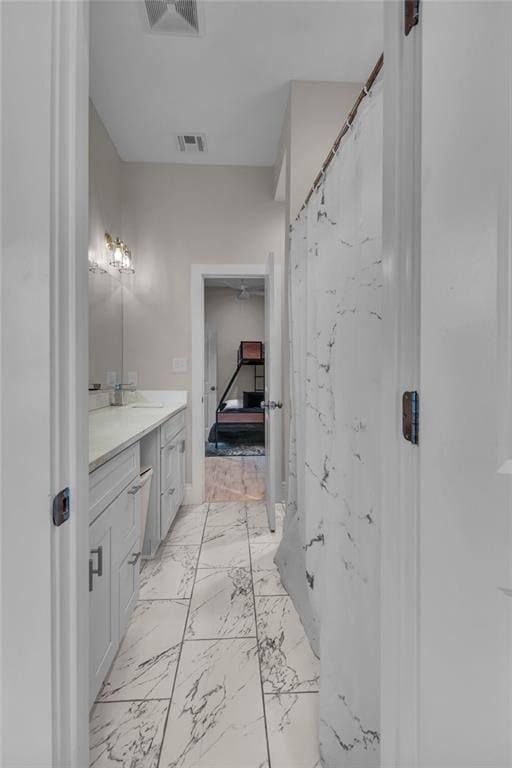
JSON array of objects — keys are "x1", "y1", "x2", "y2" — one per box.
[
  {"x1": 126, "y1": 371, "x2": 138, "y2": 387},
  {"x1": 172, "y1": 357, "x2": 188, "y2": 373}
]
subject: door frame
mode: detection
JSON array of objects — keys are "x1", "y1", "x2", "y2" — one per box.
[
  {"x1": 190, "y1": 263, "x2": 267, "y2": 505},
  {"x1": 1, "y1": 1, "x2": 90, "y2": 766},
  {"x1": 380, "y1": 3, "x2": 422, "y2": 766},
  {"x1": 263, "y1": 251, "x2": 282, "y2": 531},
  {"x1": 204, "y1": 324, "x2": 218, "y2": 442}
]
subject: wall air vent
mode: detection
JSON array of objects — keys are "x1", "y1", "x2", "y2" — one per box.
[
  {"x1": 144, "y1": 0, "x2": 201, "y2": 36},
  {"x1": 177, "y1": 134, "x2": 207, "y2": 153}
]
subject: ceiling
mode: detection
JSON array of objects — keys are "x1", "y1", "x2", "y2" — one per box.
[{"x1": 90, "y1": 1, "x2": 383, "y2": 167}]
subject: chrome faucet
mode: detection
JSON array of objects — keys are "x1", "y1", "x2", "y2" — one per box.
[{"x1": 111, "y1": 383, "x2": 136, "y2": 407}]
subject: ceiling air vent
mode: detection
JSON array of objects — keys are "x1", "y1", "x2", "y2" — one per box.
[
  {"x1": 144, "y1": 0, "x2": 200, "y2": 36},
  {"x1": 177, "y1": 134, "x2": 207, "y2": 153}
]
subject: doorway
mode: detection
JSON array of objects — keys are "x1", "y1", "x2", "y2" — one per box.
[
  {"x1": 203, "y1": 277, "x2": 266, "y2": 502},
  {"x1": 190, "y1": 262, "x2": 281, "y2": 511}
]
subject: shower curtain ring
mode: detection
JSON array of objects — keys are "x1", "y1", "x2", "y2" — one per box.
[
  {"x1": 346, "y1": 119, "x2": 353, "y2": 132},
  {"x1": 363, "y1": 85, "x2": 371, "y2": 97}
]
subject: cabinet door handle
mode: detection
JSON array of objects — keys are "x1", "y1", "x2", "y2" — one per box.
[
  {"x1": 167, "y1": 487, "x2": 176, "y2": 496},
  {"x1": 129, "y1": 551, "x2": 141, "y2": 566},
  {"x1": 128, "y1": 483, "x2": 143, "y2": 496},
  {"x1": 90, "y1": 545, "x2": 103, "y2": 577},
  {"x1": 180, "y1": 440, "x2": 185, "y2": 453},
  {"x1": 89, "y1": 558, "x2": 94, "y2": 592}
]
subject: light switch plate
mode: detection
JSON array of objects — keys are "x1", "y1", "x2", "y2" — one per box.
[
  {"x1": 172, "y1": 357, "x2": 188, "y2": 373},
  {"x1": 126, "y1": 371, "x2": 138, "y2": 387}
]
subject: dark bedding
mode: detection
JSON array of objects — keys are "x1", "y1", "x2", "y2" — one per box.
[{"x1": 207, "y1": 421, "x2": 264, "y2": 444}]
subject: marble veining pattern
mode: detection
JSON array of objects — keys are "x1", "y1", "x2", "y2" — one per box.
[
  {"x1": 168, "y1": 506, "x2": 208, "y2": 545},
  {"x1": 206, "y1": 500, "x2": 247, "y2": 528},
  {"x1": 185, "y1": 567, "x2": 256, "y2": 639},
  {"x1": 265, "y1": 693, "x2": 321, "y2": 768},
  {"x1": 90, "y1": 699, "x2": 169, "y2": 767},
  {"x1": 250, "y1": 539, "x2": 287, "y2": 596},
  {"x1": 98, "y1": 599, "x2": 189, "y2": 702},
  {"x1": 198, "y1": 525, "x2": 250, "y2": 570},
  {"x1": 275, "y1": 79, "x2": 383, "y2": 766},
  {"x1": 256, "y1": 596, "x2": 320, "y2": 694},
  {"x1": 159, "y1": 638, "x2": 268, "y2": 768},
  {"x1": 139, "y1": 545, "x2": 199, "y2": 599},
  {"x1": 90, "y1": 501, "x2": 321, "y2": 768}
]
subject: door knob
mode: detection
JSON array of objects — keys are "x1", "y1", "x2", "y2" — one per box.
[
  {"x1": 261, "y1": 400, "x2": 283, "y2": 410},
  {"x1": 210, "y1": 386, "x2": 216, "y2": 391}
]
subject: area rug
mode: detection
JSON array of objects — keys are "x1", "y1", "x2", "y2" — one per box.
[{"x1": 205, "y1": 442, "x2": 265, "y2": 457}]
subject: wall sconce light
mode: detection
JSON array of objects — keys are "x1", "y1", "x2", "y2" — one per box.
[
  {"x1": 105, "y1": 233, "x2": 135, "y2": 274},
  {"x1": 119, "y1": 246, "x2": 135, "y2": 275},
  {"x1": 88, "y1": 251, "x2": 107, "y2": 274}
]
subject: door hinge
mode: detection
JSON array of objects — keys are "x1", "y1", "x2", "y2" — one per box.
[
  {"x1": 404, "y1": 0, "x2": 420, "y2": 35},
  {"x1": 402, "y1": 391, "x2": 419, "y2": 445}
]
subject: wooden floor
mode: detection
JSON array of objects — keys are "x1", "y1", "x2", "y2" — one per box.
[{"x1": 205, "y1": 456, "x2": 266, "y2": 502}]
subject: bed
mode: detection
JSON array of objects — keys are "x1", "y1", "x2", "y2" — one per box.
[{"x1": 209, "y1": 342, "x2": 265, "y2": 447}]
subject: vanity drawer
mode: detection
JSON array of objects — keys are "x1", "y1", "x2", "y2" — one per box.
[
  {"x1": 117, "y1": 538, "x2": 140, "y2": 638},
  {"x1": 160, "y1": 486, "x2": 178, "y2": 539},
  {"x1": 160, "y1": 410, "x2": 186, "y2": 448},
  {"x1": 89, "y1": 444, "x2": 140, "y2": 525},
  {"x1": 111, "y1": 479, "x2": 141, "y2": 565},
  {"x1": 160, "y1": 435, "x2": 181, "y2": 493}
]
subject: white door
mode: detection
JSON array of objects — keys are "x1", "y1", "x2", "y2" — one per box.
[
  {"x1": 263, "y1": 253, "x2": 283, "y2": 531},
  {"x1": 1, "y1": 2, "x2": 89, "y2": 766},
  {"x1": 204, "y1": 326, "x2": 217, "y2": 441}
]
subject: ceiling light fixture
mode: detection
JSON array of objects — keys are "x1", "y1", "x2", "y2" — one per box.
[{"x1": 237, "y1": 283, "x2": 252, "y2": 301}]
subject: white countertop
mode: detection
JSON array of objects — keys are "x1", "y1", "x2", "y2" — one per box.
[{"x1": 89, "y1": 390, "x2": 187, "y2": 472}]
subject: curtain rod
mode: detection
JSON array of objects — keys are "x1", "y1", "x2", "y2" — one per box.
[{"x1": 299, "y1": 53, "x2": 384, "y2": 216}]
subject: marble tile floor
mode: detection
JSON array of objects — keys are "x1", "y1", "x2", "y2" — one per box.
[
  {"x1": 204, "y1": 456, "x2": 266, "y2": 502},
  {"x1": 90, "y1": 500, "x2": 320, "y2": 768}
]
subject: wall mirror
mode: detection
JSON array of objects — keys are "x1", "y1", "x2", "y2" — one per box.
[{"x1": 88, "y1": 266, "x2": 123, "y2": 390}]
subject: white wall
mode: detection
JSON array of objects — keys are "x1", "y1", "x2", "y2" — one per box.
[
  {"x1": 205, "y1": 287, "x2": 264, "y2": 406},
  {"x1": 88, "y1": 108, "x2": 284, "y2": 481},
  {"x1": 275, "y1": 80, "x2": 362, "y2": 221},
  {"x1": 88, "y1": 102, "x2": 123, "y2": 387},
  {"x1": 120, "y1": 162, "x2": 284, "y2": 478},
  {"x1": 417, "y1": 2, "x2": 511, "y2": 765}
]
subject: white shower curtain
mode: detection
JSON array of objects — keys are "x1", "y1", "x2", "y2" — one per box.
[{"x1": 276, "y1": 78, "x2": 382, "y2": 768}]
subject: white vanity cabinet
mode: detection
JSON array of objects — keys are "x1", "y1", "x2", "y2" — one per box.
[
  {"x1": 89, "y1": 507, "x2": 114, "y2": 702},
  {"x1": 141, "y1": 409, "x2": 187, "y2": 558},
  {"x1": 88, "y1": 443, "x2": 141, "y2": 707},
  {"x1": 88, "y1": 399, "x2": 187, "y2": 707}
]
